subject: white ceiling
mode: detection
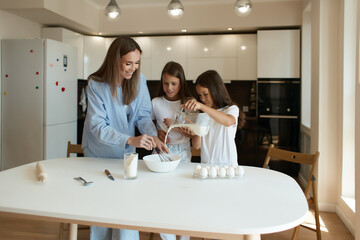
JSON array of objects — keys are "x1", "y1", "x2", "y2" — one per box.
[
  {"x1": 0, "y1": 0, "x2": 303, "y2": 36},
  {"x1": 86, "y1": 0, "x2": 299, "y2": 8},
  {"x1": 86, "y1": 0, "x2": 239, "y2": 8}
]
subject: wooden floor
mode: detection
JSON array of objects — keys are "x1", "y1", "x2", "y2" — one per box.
[{"x1": 0, "y1": 210, "x2": 354, "y2": 240}]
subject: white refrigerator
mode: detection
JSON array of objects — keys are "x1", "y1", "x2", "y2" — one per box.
[{"x1": 1, "y1": 39, "x2": 77, "y2": 170}]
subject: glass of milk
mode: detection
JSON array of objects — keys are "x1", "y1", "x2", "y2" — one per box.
[{"x1": 123, "y1": 153, "x2": 138, "y2": 180}]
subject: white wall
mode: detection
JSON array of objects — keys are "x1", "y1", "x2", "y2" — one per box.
[
  {"x1": 0, "y1": 10, "x2": 42, "y2": 170},
  {"x1": 305, "y1": 0, "x2": 359, "y2": 236},
  {"x1": 355, "y1": 0, "x2": 360, "y2": 238}
]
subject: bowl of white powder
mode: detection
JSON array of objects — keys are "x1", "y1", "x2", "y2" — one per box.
[{"x1": 143, "y1": 154, "x2": 181, "y2": 173}]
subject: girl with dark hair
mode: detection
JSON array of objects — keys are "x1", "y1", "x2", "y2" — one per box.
[
  {"x1": 184, "y1": 70, "x2": 244, "y2": 165},
  {"x1": 151, "y1": 61, "x2": 194, "y2": 164},
  {"x1": 82, "y1": 36, "x2": 167, "y2": 240}
]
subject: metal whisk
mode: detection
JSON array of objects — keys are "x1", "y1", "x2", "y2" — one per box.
[{"x1": 154, "y1": 147, "x2": 174, "y2": 162}]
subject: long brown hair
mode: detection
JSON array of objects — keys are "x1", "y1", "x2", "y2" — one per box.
[
  {"x1": 88, "y1": 36, "x2": 142, "y2": 105},
  {"x1": 196, "y1": 70, "x2": 246, "y2": 129},
  {"x1": 156, "y1": 61, "x2": 192, "y2": 103}
]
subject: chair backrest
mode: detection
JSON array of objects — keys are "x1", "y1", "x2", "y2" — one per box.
[
  {"x1": 263, "y1": 144, "x2": 320, "y2": 198},
  {"x1": 66, "y1": 141, "x2": 83, "y2": 158}
]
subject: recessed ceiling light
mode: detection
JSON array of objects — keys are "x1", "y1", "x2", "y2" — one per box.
[
  {"x1": 138, "y1": 31, "x2": 144, "y2": 34},
  {"x1": 227, "y1": 28, "x2": 233, "y2": 31},
  {"x1": 99, "y1": 32, "x2": 102, "y2": 35},
  {"x1": 241, "y1": 45, "x2": 247, "y2": 50},
  {"x1": 181, "y1": 29, "x2": 187, "y2": 32}
]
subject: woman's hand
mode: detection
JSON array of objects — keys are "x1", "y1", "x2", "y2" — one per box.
[
  {"x1": 153, "y1": 136, "x2": 169, "y2": 153},
  {"x1": 184, "y1": 98, "x2": 202, "y2": 111},
  {"x1": 127, "y1": 134, "x2": 156, "y2": 151}
]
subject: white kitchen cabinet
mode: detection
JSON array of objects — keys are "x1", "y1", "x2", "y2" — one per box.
[
  {"x1": 133, "y1": 37, "x2": 152, "y2": 80},
  {"x1": 257, "y1": 30, "x2": 300, "y2": 78},
  {"x1": 187, "y1": 35, "x2": 237, "y2": 57},
  {"x1": 237, "y1": 34, "x2": 257, "y2": 80},
  {"x1": 42, "y1": 27, "x2": 84, "y2": 79},
  {"x1": 187, "y1": 35, "x2": 237, "y2": 81},
  {"x1": 83, "y1": 36, "x2": 107, "y2": 79},
  {"x1": 150, "y1": 36, "x2": 187, "y2": 80},
  {"x1": 187, "y1": 58, "x2": 237, "y2": 81}
]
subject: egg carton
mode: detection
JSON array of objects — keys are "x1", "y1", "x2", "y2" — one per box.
[
  {"x1": 192, "y1": 164, "x2": 245, "y2": 179},
  {"x1": 192, "y1": 172, "x2": 244, "y2": 179}
]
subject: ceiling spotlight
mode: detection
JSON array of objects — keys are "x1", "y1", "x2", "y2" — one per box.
[
  {"x1": 234, "y1": 0, "x2": 252, "y2": 17},
  {"x1": 105, "y1": 0, "x2": 121, "y2": 19},
  {"x1": 168, "y1": 0, "x2": 184, "y2": 19}
]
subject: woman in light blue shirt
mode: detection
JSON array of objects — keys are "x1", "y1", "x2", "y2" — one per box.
[{"x1": 82, "y1": 36, "x2": 167, "y2": 240}]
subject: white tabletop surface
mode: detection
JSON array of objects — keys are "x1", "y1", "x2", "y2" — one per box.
[{"x1": 0, "y1": 157, "x2": 308, "y2": 239}]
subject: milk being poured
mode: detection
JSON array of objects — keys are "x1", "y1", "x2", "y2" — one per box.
[
  {"x1": 164, "y1": 124, "x2": 209, "y2": 145},
  {"x1": 164, "y1": 108, "x2": 211, "y2": 145}
]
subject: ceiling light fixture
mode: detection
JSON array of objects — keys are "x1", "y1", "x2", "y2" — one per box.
[
  {"x1": 105, "y1": 0, "x2": 121, "y2": 19},
  {"x1": 167, "y1": 0, "x2": 184, "y2": 19},
  {"x1": 234, "y1": 0, "x2": 252, "y2": 17}
]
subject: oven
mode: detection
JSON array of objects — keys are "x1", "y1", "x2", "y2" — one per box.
[
  {"x1": 256, "y1": 78, "x2": 301, "y2": 176},
  {"x1": 257, "y1": 79, "x2": 300, "y2": 117}
]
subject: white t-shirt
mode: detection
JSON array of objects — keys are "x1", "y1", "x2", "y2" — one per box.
[
  {"x1": 201, "y1": 105, "x2": 239, "y2": 165},
  {"x1": 151, "y1": 96, "x2": 190, "y2": 145}
]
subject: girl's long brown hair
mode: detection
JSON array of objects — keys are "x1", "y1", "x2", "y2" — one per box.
[
  {"x1": 88, "y1": 36, "x2": 142, "y2": 105},
  {"x1": 196, "y1": 70, "x2": 246, "y2": 129},
  {"x1": 156, "y1": 61, "x2": 192, "y2": 103}
]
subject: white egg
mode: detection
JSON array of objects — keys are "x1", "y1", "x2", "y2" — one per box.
[
  {"x1": 194, "y1": 164, "x2": 202, "y2": 175},
  {"x1": 219, "y1": 167, "x2": 227, "y2": 177},
  {"x1": 200, "y1": 167, "x2": 208, "y2": 178},
  {"x1": 227, "y1": 167, "x2": 235, "y2": 178},
  {"x1": 209, "y1": 166, "x2": 217, "y2": 178},
  {"x1": 236, "y1": 166, "x2": 245, "y2": 176}
]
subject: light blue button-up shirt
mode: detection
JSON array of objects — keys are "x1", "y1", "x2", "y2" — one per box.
[{"x1": 82, "y1": 74, "x2": 157, "y2": 158}]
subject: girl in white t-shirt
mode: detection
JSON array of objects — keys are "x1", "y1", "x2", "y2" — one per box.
[
  {"x1": 184, "y1": 70, "x2": 245, "y2": 165},
  {"x1": 151, "y1": 61, "x2": 194, "y2": 163}
]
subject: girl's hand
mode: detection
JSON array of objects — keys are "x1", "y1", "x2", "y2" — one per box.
[
  {"x1": 184, "y1": 98, "x2": 202, "y2": 111},
  {"x1": 157, "y1": 129, "x2": 167, "y2": 142},
  {"x1": 127, "y1": 134, "x2": 156, "y2": 151},
  {"x1": 153, "y1": 136, "x2": 169, "y2": 153},
  {"x1": 180, "y1": 126, "x2": 196, "y2": 136},
  {"x1": 163, "y1": 118, "x2": 173, "y2": 128}
]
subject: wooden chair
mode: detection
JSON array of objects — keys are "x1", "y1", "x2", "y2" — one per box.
[
  {"x1": 66, "y1": 141, "x2": 83, "y2": 157},
  {"x1": 263, "y1": 144, "x2": 321, "y2": 240},
  {"x1": 59, "y1": 141, "x2": 86, "y2": 240}
]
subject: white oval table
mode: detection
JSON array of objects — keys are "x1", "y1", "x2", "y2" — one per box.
[{"x1": 0, "y1": 157, "x2": 308, "y2": 240}]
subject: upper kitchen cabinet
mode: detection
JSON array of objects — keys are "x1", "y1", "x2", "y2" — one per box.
[
  {"x1": 237, "y1": 34, "x2": 257, "y2": 80},
  {"x1": 150, "y1": 36, "x2": 187, "y2": 80},
  {"x1": 257, "y1": 30, "x2": 300, "y2": 78},
  {"x1": 83, "y1": 36, "x2": 107, "y2": 79},
  {"x1": 187, "y1": 35, "x2": 237, "y2": 81},
  {"x1": 133, "y1": 37, "x2": 152, "y2": 80}
]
